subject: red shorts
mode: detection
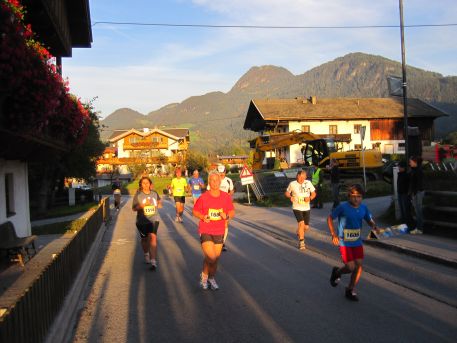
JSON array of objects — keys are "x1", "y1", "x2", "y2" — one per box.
[{"x1": 339, "y1": 246, "x2": 364, "y2": 264}]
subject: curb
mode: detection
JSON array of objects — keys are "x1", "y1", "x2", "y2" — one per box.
[
  {"x1": 363, "y1": 239, "x2": 457, "y2": 269},
  {"x1": 44, "y1": 221, "x2": 108, "y2": 343}
]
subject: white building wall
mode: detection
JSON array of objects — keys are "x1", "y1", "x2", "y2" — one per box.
[
  {"x1": 286, "y1": 120, "x2": 406, "y2": 164},
  {"x1": 117, "y1": 139, "x2": 128, "y2": 158},
  {"x1": 0, "y1": 159, "x2": 31, "y2": 237}
]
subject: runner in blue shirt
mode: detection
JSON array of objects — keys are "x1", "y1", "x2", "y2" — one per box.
[
  {"x1": 188, "y1": 169, "x2": 205, "y2": 203},
  {"x1": 327, "y1": 184, "x2": 378, "y2": 301}
]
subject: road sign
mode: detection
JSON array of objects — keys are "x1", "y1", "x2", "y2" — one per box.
[
  {"x1": 241, "y1": 176, "x2": 254, "y2": 186},
  {"x1": 240, "y1": 165, "x2": 253, "y2": 178},
  {"x1": 240, "y1": 165, "x2": 254, "y2": 185}
]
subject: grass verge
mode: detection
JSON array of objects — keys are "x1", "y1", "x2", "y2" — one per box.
[
  {"x1": 31, "y1": 202, "x2": 98, "y2": 221},
  {"x1": 32, "y1": 218, "x2": 87, "y2": 235}
]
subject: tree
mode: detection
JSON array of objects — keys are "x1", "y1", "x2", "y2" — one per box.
[
  {"x1": 443, "y1": 131, "x2": 457, "y2": 145},
  {"x1": 61, "y1": 100, "x2": 106, "y2": 180},
  {"x1": 28, "y1": 99, "x2": 105, "y2": 214},
  {"x1": 185, "y1": 150, "x2": 209, "y2": 172}
]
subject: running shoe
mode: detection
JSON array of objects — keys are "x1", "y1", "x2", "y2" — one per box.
[
  {"x1": 179, "y1": 216, "x2": 183, "y2": 223},
  {"x1": 144, "y1": 253, "x2": 150, "y2": 264},
  {"x1": 345, "y1": 288, "x2": 359, "y2": 301},
  {"x1": 199, "y1": 273, "x2": 209, "y2": 290},
  {"x1": 330, "y1": 267, "x2": 340, "y2": 287},
  {"x1": 410, "y1": 229, "x2": 423, "y2": 235},
  {"x1": 150, "y1": 259, "x2": 157, "y2": 271},
  {"x1": 222, "y1": 244, "x2": 227, "y2": 252},
  {"x1": 175, "y1": 216, "x2": 179, "y2": 222},
  {"x1": 298, "y1": 240, "x2": 306, "y2": 250},
  {"x1": 208, "y1": 278, "x2": 219, "y2": 290}
]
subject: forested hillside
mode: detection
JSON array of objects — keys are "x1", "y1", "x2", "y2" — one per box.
[{"x1": 100, "y1": 52, "x2": 457, "y2": 153}]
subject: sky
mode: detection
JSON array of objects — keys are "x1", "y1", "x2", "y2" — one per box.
[{"x1": 62, "y1": 0, "x2": 457, "y2": 118}]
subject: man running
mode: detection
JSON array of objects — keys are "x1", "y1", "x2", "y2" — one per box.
[
  {"x1": 188, "y1": 169, "x2": 205, "y2": 203},
  {"x1": 193, "y1": 171, "x2": 235, "y2": 290},
  {"x1": 327, "y1": 184, "x2": 378, "y2": 301},
  {"x1": 132, "y1": 177, "x2": 162, "y2": 270},
  {"x1": 112, "y1": 178, "x2": 122, "y2": 211},
  {"x1": 285, "y1": 170, "x2": 316, "y2": 250},
  {"x1": 170, "y1": 168, "x2": 189, "y2": 222}
]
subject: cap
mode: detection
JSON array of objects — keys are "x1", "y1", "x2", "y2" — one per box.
[{"x1": 217, "y1": 165, "x2": 226, "y2": 173}]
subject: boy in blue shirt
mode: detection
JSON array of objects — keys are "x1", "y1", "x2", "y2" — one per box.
[{"x1": 327, "y1": 184, "x2": 378, "y2": 301}]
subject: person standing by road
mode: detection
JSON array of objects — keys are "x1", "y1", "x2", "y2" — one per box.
[
  {"x1": 188, "y1": 169, "x2": 205, "y2": 203},
  {"x1": 170, "y1": 168, "x2": 189, "y2": 223},
  {"x1": 285, "y1": 170, "x2": 316, "y2": 250},
  {"x1": 327, "y1": 158, "x2": 340, "y2": 209},
  {"x1": 311, "y1": 160, "x2": 324, "y2": 209},
  {"x1": 132, "y1": 177, "x2": 162, "y2": 270},
  {"x1": 327, "y1": 184, "x2": 378, "y2": 301},
  {"x1": 193, "y1": 171, "x2": 235, "y2": 290},
  {"x1": 397, "y1": 161, "x2": 413, "y2": 228},
  {"x1": 409, "y1": 156, "x2": 424, "y2": 234}
]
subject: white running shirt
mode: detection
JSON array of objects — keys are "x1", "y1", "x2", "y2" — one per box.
[{"x1": 286, "y1": 180, "x2": 315, "y2": 211}]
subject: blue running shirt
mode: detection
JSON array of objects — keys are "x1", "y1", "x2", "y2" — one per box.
[{"x1": 330, "y1": 202, "x2": 373, "y2": 247}]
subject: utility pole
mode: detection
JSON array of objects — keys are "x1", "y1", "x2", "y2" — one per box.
[{"x1": 399, "y1": 0, "x2": 409, "y2": 160}]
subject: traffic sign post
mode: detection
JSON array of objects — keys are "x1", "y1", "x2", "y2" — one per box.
[{"x1": 240, "y1": 165, "x2": 254, "y2": 204}]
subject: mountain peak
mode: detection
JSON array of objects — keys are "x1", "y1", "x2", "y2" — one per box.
[{"x1": 230, "y1": 65, "x2": 294, "y2": 94}]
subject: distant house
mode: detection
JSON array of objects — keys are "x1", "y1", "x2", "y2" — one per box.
[
  {"x1": 96, "y1": 127, "x2": 190, "y2": 183},
  {"x1": 216, "y1": 155, "x2": 248, "y2": 169},
  {"x1": 243, "y1": 96, "x2": 446, "y2": 165}
]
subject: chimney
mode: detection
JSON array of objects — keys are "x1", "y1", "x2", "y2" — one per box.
[
  {"x1": 143, "y1": 128, "x2": 150, "y2": 133},
  {"x1": 311, "y1": 96, "x2": 317, "y2": 105}
]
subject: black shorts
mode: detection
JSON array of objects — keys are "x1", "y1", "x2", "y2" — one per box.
[
  {"x1": 200, "y1": 234, "x2": 224, "y2": 244},
  {"x1": 293, "y1": 210, "x2": 310, "y2": 224},
  {"x1": 136, "y1": 221, "x2": 159, "y2": 238},
  {"x1": 174, "y1": 196, "x2": 186, "y2": 204}
]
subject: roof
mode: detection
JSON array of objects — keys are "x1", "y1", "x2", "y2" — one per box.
[
  {"x1": 243, "y1": 97, "x2": 447, "y2": 131},
  {"x1": 109, "y1": 128, "x2": 189, "y2": 142},
  {"x1": 23, "y1": 0, "x2": 92, "y2": 57}
]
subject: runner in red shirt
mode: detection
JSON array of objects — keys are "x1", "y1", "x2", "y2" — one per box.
[{"x1": 193, "y1": 171, "x2": 235, "y2": 290}]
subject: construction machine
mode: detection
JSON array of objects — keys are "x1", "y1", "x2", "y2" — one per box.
[{"x1": 249, "y1": 131, "x2": 383, "y2": 175}]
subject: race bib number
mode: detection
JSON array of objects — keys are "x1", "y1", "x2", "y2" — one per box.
[
  {"x1": 298, "y1": 196, "x2": 306, "y2": 204},
  {"x1": 176, "y1": 188, "x2": 183, "y2": 193},
  {"x1": 193, "y1": 185, "x2": 200, "y2": 190},
  {"x1": 144, "y1": 205, "x2": 156, "y2": 216},
  {"x1": 208, "y1": 208, "x2": 222, "y2": 221},
  {"x1": 343, "y1": 229, "x2": 361, "y2": 241}
]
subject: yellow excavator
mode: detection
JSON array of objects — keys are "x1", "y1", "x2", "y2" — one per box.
[{"x1": 249, "y1": 131, "x2": 383, "y2": 174}]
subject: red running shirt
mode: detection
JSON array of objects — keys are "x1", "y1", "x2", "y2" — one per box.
[{"x1": 194, "y1": 191, "x2": 234, "y2": 235}]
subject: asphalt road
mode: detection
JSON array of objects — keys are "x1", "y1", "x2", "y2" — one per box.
[{"x1": 71, "y1": 196, "x2": 457, "y2": 343}]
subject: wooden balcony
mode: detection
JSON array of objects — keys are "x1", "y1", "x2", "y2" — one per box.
[
  {"x1": 123, "y1": 142, "x2": 168, "y2": 150},
  {"x1": 97, "y1": 155, "x2": 182, "y2": 165}
]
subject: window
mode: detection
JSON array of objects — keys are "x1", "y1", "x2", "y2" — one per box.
[
  {"x1": 398, "y1": 143, "x2": 405, "y2": 151},
  {"x1": 384, "y1": 144, "x2": 394, "y2": 154},
  {"x1": 301, "y1": 125, "x2": 310, "y2": 133},
  {"x1": 329, "y1": 125, "x2": 338, "y2": 135},
  {"x1": 5, "y1": 173, "x2": 15, "y2": 217},
  {"x1": 354, "y1": 124, "x2": 361, "y2": 134},
  {"x1": 152, "y1": 137, "x2": 160, "y2": 143},
  {"x1": 354, "y1": 144, "x2": 362, "y2": 150}
]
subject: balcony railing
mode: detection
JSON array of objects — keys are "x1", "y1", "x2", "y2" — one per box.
[{"x1": 97, "y1": 155, "x2": 182, "y2": 165}]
